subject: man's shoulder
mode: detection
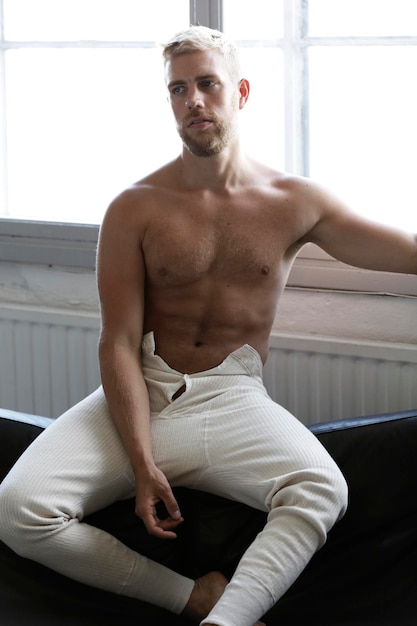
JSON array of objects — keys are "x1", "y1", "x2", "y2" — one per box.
[
  {"x1": 264, "y1": 170, "x2": 333, "y2": 209},
  {"x1": 137, "y1": 158, "x2": 180, "y2": 188},
  {"x1": 249, "y1": 161, "x2": 311, "y2": 194},
  {"x1": 107, "y1": 160, "x2": 180, "y2": 212},
  {"x1": 266, "y1": 170, "x2": 313, "y2": 193}
]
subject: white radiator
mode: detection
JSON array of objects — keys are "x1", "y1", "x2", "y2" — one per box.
[
  {"x1": 264, "y1": 333, "x2": 417, "y2": 424},
  {"x1": 0, "y1": 305, "x2": 101, "y2": 418},
  {"x1": 1, "y1": 305, "x2": 416, "y2": 423}
]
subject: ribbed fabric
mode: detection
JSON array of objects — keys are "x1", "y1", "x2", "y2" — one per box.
[
  {"x1": 0, "y1": 332, "x2": 347, "y2": 626},
  {"x1": 141, "y1": 333, "x2": 348, "y2": 625},
  {"x1": 0, "y1": 383, "x2": 194, "y2": 614}
]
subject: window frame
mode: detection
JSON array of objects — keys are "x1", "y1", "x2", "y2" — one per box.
[{"x1": 0, "y1": 0, "x2": 416, "y2": 297}]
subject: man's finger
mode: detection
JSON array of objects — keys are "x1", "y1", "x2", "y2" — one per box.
[
  {"x1": 162, "y1": 492, "x2": 182, "y2": 522},
  {"x1": 140, "y1": 504, "x2": 182, "y2": 539}
]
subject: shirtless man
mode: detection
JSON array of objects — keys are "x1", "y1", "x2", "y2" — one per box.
[{"x1": 1, "y1": 25, "x2": 416, "y2": 626}]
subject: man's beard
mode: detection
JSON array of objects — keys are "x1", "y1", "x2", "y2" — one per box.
[{"x1": 178, "y1": 112, "x2": 235, "y2": 157}]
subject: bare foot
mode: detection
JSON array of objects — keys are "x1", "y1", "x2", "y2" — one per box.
[
  {"x1": 183, "y1": 572, "x2": 266, "y2": 625},
  {"x1": 182, "y1": 570, "x2": 228, "y2": 622}
]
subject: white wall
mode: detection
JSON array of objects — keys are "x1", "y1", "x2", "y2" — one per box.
[
  {"x1": 274, "y1": 287, "x2": 417, "y2": 345},
  {"x1": 1, "y1": 260, "x2": 416, "y2": 345}
]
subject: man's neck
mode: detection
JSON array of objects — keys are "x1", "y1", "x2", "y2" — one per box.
[{"x1": 177, "y1": 143, "x2": 252, "y2": 192}]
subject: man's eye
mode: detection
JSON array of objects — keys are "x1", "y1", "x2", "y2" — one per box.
[
  {"x1": 201, "y1": 80, "x2": 215, "y2": 88},
  {"x1": 171, "y1": 86, "x2": 185, "y2": 95}
]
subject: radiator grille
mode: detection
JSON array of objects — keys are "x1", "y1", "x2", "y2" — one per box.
[
  {"x1": 1, "y1": 305, "x2": 416, "y2": 423},
  {"x1": 264, "y1": 334, "x2": 417, "y2": 424},
  {"x1": 0, "y1": 306, "x2": 101, "y2": 417}
]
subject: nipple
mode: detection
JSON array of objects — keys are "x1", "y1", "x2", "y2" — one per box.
[{"x1": 261, "y1": 265, "x2": 270, "y2": 275}]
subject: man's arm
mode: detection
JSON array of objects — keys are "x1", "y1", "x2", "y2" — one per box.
[
  {"x1": 96, "y1": 190, "x2": 183, "y2": 539},
  {"x1": 301, "y1": 180, "x2": 417, "y2": 274}
]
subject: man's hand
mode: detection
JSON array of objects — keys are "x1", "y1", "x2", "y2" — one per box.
[{"x1": 134, "y1": 464, "x2": 183, "y2": 539}]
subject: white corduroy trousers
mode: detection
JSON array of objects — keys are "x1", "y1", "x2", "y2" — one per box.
[{"x1": 0, "y1": 332, "x2": 347, "y2": 626}]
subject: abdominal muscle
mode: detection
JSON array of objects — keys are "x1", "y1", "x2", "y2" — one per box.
[{"x1": 143, "y1": 278, "x2": 281, "y2": 374}]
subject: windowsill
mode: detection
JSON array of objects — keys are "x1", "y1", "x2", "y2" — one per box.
[
  {"x1": 0, "y1": 218, "x2": 99, "y2": 269},
  {"x1": 290, "y1": 243, "x2": 417, "y2": 297},
  {"x1": 0, "y1": 219, "x2": 416, "y2": 296}
]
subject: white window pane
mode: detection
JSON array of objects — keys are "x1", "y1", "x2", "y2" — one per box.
[
  {"x1": 5, "y1": 49, "x2": 180, "y2": 223},
  {"x1": 4, "y1": 0, "x2": 189, "y2": 42},
  {"x1": 223, "y1": 0, "x2": 284, "y2": 40},
  {"x1": 309, "y1": 46, "x2": 417, "y2": 231},
  {"x1": 239, "y1": 48, "x2": 285, "y2": 170},
  {"x1": 309, "y1": 0, "x2": 417, "y2": 37},
  {"x1": 5, "y1": 45, "x2": 285, "y2": 223}
]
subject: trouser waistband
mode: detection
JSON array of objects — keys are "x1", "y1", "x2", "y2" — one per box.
[{"x1": 141, "y1": 331, "x2": 264, "y2": 380}]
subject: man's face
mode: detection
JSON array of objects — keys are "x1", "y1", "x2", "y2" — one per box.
[{"x1": 165, "y1": 49, "x2": 241, "y2": 157}]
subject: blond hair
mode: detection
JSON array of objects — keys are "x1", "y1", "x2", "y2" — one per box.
[{"x1": 162, "y1": 25, "x2": 242, "y2": 82}]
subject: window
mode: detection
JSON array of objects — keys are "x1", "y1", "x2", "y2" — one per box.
[
  {"x1": 307, "y1": 0, "x2": 417, "y2": 233},
  {"x1": 0, "y1": 0, "x2": 416, "y2": 295},
  {"x1": 2, "y1": 0, "x2": 282, "y2": 223},
  {"x1": 1, "y1": 0, "x2": 189, "y2": 223},
  {"x1": 222, "y1": 0, "x2": 417, "y2": 232}
]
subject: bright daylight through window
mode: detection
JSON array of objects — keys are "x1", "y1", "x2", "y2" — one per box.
[{"x1": 0, "y1": 0, "x2": 416, "y2": 232}]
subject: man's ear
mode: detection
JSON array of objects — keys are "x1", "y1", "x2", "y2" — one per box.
[{"x1": 238, "y1": 78, "x2": 250, "y2": 109}]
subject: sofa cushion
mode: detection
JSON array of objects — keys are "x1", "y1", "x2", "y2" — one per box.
[{"x1": 1, "y1": 408, "x2": 416, "y2": 625}]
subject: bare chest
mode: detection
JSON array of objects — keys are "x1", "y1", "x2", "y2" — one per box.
[{"x1": 143, "y1": 201, "x2": 297, "y2": 287}]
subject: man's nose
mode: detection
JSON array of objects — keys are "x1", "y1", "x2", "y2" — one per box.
[{"x1": 185, "y1": 87, "x2": 204, "y2": 109}]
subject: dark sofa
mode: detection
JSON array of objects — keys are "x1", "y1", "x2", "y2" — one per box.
[{"x1": 1, "y1": 406, "x2": 416, "y2": 626}]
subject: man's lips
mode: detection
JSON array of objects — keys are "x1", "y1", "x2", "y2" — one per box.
[{"x1": 187, "y1": 117, "x2": 212, "y2": 128}]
